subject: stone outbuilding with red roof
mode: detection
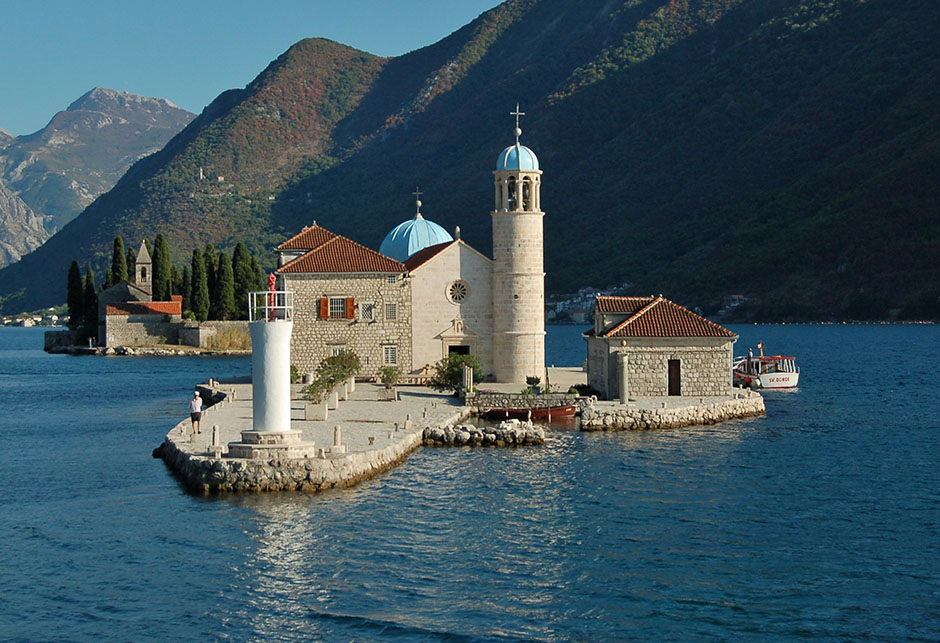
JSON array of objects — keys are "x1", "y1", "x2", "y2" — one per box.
[{"x1": 586, "y1": 295, "x2": 738, "y2": 399}]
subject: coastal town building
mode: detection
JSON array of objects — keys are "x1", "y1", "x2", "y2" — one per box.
[
  {"x1": 275, "y1": 110, "x2": 545, "y2": 383},
  {"x1": 585, "y1": 295, "x2": 737, "y2": 399}
]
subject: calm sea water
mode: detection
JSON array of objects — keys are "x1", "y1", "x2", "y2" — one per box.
[{"x1": 0, "y1": 324, "x2": 938, "y2": 641}]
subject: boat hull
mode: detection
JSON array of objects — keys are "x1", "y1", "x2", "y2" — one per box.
[
  {"x1": 484, "y1": 405, "x2": 578, "y2": 420},
  {"x1": 755, "y1": 372, "x2": 799, "y2": 389}
]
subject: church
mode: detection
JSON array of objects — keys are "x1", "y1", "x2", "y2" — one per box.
[{"x1": 276, "y1": 110, "x2": 545, "y2": 384}]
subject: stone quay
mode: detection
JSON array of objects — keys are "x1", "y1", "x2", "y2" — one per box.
[{"x1": 580, "y1": 389, "x2": 765, "y2": 431}]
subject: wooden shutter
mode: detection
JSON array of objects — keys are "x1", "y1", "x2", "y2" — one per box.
[
  {"x1": 346, "y1": 297, "x2": 355, "y2": 319},
  {"x1": 319, "y1": 297, "x2": 329, "y2": 319}
]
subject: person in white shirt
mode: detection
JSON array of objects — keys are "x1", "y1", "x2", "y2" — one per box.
[{"x1": 189, "y1": 391, "x2": 203, "y2": 435}]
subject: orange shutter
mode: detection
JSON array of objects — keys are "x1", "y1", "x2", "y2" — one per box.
[
  {"x1": 346, "y1": 297, "x2": 355, "y2": 319},
  {"x1": 319, "y1": 297, "x2": 329, "y2": 319}
]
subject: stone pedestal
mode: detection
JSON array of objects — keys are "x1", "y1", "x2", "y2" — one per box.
[{"x1": 227, "y1": 430, "x2": 317, "y2": 459}]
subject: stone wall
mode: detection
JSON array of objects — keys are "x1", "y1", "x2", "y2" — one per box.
[
  {"x1": 283, "y1": 272, "x2": 412, "y2": 379},
  {"x1": 467, "y1": 392, "x2": 580, "y2": 412},
  {"x1": 423, "y1": 419, "x2": 545, "y2": 446},
  {"x1": 581, "y1": 393, "x2": 765, "y2": 431},
  {"x1": 104, "y1": 314, "x2": 182, "y2": 347},
  {"x1": 179, "y1": 321, "x2": 249, "y2": 347}
]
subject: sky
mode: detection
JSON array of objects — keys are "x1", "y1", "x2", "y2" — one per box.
[{"x1": 0, "y1": 0, "x2": 502, "y2": 136}]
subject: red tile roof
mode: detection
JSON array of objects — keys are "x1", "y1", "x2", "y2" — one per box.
[
  {"x1": 276, "y1": 225, "x2": 338, "y2": 251},
  {"x1": 106, "y1": 301, "x2": 182, "y2": 316},
  {"x1": 403, "y1": 240, "x2": 456, "y2": 270},
  {"x1": 278, "y1": 235, "x2": 406, "y2": 274},
  {"x1": 596, "y1": 295, "x2": 736, "y2": 339}
]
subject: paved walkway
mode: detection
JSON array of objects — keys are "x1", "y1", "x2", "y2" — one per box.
[{"x1": 171, "y1": 381, "x2": 467, "y2": 457}]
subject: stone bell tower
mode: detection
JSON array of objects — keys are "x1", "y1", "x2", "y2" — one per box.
[{"x1": 491, "y1": 104, "x2": 545, "y2": 383}]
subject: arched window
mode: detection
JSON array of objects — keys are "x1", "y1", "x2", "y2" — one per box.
[
  {"x1": 507, "y1": 176, "x2": 517, "y2": 211},
  {"x1": 522, "y1": 177, "x2": 531, "y2": 211},
  {"x1": 140, "y1": 267, "x2": 148, "y2": 282}
]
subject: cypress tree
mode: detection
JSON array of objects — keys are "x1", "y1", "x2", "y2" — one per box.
[
  {"x1": 190, "y1": 248, "x2": 209, "y2": 322},
  {"x1": 126, "y1": 246, "x2": 137, "y2": 282},
  {"x1": 203, "y1": 243, "x2": 217, "y2": 301},
  {"x1": 152, "y1": 234, "x2": 171, "y2": 301},
  {"x1": 104, "y1": 268, "x2": 114, "y2": 290},
  {"x1": 250, "y1": 255, "x2": 265, "y2": 292},
  {"x1": 181, "y1": 265, "x2": 192, "y2": 313},
  {"x1": 67, "y1": 260, "x2": 83, "y2": 330},
  {"x1": 232, "y1": 241, "x2": 252, "y2": 320},
  {"x1": 110, "y1": 236, "x2": 128, "y2": 283},
  {"x1": 170, "y1": 264, "x2": 182, "y2": 296},
  {"x1": 211, "y1": 250, "x2": 236, "y2": 320},
  {"x1": 82, "y1": 265, "x2": 97, "y2": 336}
]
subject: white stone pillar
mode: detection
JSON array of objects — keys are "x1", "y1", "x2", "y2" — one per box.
[
  {"x1": 249, "y1": 318, "x2": 293, "y2": 433},
  {"x1": 619, "y1": 353, "x2": 629, "y2": 404}
]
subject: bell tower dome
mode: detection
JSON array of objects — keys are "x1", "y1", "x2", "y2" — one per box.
[{"x1": 491, "y1": 104, "x2": 545, "y2": 383}]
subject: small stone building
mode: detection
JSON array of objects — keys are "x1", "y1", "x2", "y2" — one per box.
[{"x1": 586, "y1": 295, "x2": 737, "y2": 399}]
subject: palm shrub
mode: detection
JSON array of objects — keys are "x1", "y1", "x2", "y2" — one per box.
[{"x1": 378, "y1": 366, "x2": 401, "y2": 389}]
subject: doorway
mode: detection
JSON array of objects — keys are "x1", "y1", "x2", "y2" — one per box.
[
  {"x1": 448, "y1": 345, "x2": 470, "y2": 356},
  {"x1": 668, "y1": 359, "x2": 681, "y2": 396}
]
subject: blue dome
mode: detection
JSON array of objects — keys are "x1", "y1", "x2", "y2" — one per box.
[
  {"x1": 496, "y1": 143, "x2": 539, "y2": 171},
  {"x1": 379, "y1": 214, "x2": 453, "y2": 261}
]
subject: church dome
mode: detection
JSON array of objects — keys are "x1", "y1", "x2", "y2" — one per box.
[
  {"x1": 379, "y1": 213, "x2": 453, "y2": 261},
  {"x1": 496, "y1": 143, "x2": 539, "y2": 171}
]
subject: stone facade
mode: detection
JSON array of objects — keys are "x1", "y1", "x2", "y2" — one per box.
[
  {"x1": 589, "y1": 338, "x2": 734, "y2": 399},
  {"x1": 409, "y1": 241, "x2": 494, "y2": 376},
  {"x1": 282, "y1": 272, "x2": 412, "y2": 378},
  {"x1": 104, "y1": 313, "x2": 182, "y2": 346}
]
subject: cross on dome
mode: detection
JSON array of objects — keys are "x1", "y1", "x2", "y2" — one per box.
[{"x1": 510, "y1": 103, "x2": 525, "y2": 144}]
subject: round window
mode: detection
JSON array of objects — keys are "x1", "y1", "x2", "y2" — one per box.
[{"x1": 448, "y1": 280, "x2": 469, "y2": 303}]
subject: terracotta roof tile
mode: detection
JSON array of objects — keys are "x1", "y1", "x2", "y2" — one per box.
[
  {"x1": 106, "y1": 301, "x2": 181, "y2": 316},
  {"x1": 403, "y1": 240, "x2": 456, "y2": 270},
  {"x1": 597, "y1": 295, "x2": 736, "y2": 339},
  {"x1": 276, "y1": 225, "x2": 338, "y2": 251},
  {"x1": 278, "y1": 235, "x2": 406, "y2": 274}
]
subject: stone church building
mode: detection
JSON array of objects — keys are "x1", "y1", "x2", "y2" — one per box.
[{"x1": 276, "y1": 115, "x2": 545, "y2": 384}]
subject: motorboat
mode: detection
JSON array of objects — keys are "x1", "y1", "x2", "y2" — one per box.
[{"x1": 733, "y1": 343, "x2": 799, "y2": 389}]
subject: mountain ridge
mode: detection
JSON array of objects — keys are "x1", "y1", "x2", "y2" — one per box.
[{"x1": 0, "y1": 0, "x2": 936, "y2": 320}]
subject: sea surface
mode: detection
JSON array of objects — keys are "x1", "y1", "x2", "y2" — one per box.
[{"x1": 0, "y1": 324, "x2": 938, "y2": 641}]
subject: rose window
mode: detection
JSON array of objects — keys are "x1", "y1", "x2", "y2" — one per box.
[{"x1": 448, "y1": 280, "x2": 469, "y2": 303}]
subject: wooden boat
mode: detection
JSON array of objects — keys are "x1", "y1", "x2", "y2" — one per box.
[
  {"x1": 484, "y1": 405, "x2": 578, "y2": 421},
  {"x1": 733, "y1": 342, "x2": 800, "y2": 389}
]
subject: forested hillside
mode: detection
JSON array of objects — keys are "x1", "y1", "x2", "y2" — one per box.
[{"x1": 1, "y1": 0, "x2": 936, "y2": 320}]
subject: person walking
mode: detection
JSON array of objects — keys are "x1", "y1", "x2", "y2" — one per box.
[{"x1": 189, "y1": 391, "x2": 203, "y2": 435}]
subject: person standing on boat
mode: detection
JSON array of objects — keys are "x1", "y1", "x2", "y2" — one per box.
[{"x1": 189, "y1": 391, "x2": 203, "y2": 435}]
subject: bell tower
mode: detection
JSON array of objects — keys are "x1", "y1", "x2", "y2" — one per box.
[{"x1": 491, "y1": 104, "x2": 545, "y2": 383}]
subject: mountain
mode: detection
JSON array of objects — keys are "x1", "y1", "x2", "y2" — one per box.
[
  {"x1": 0, "y1": 183, "x2": 48, "y2": 266},
  {"x1": 0, "y1": 0, "x2": 937, "y2": 320},
  {"x1": 0, "y1": 88, "x2": 194, "y2": 266}
]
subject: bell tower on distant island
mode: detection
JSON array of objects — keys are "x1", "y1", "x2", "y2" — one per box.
[{"x1": 491, "y1": 104, "x2": 545, "y2": 383}]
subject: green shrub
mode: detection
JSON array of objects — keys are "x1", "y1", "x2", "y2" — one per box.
[{"x1": 429, "y1": 354, "x2": 481, "y2": 393}]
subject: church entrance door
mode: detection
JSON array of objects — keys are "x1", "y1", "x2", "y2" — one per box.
[{"x1": 448, "y1": 345, "x2": 470, "y2": 356}]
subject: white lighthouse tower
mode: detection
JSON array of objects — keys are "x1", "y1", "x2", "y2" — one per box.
[
  {"x1": 227, "y1": 281, "x2": 316, "y2": 459},
  {"x1": 491, "y1": 104, "x2": 545, "y2": 383}
]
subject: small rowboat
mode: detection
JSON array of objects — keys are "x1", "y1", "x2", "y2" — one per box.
[{"x1": 484, "y1": 405, "x2": 578, "y2": 421}]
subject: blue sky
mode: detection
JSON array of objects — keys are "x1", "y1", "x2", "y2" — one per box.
[{"x1": 0, "y1": 0, "x2": 501, "y2": 136}]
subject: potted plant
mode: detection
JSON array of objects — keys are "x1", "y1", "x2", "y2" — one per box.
[
  {"x1": 526, "y1": 375, "x2": 541, "y2": 395},
  {"x1": 377, "y1": 365, "x2": 401, "y2": 401}
]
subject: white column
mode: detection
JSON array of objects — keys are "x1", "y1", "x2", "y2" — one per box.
[
  {"x1": 249, "y1": 319, "x2": 293, "y2": 432},
  {"x1": 619, "y1": 353, "x2": 629, "y2": 404}
]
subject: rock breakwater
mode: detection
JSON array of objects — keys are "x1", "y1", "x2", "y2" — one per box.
[{"x1": 423, "y1": 419, "x2": 545, "y2": 446}]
